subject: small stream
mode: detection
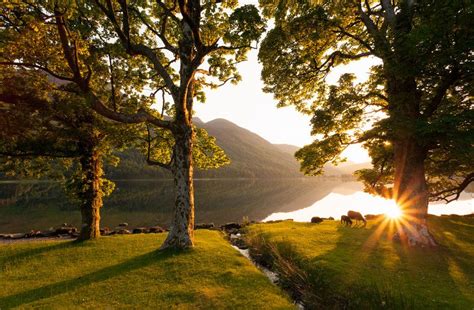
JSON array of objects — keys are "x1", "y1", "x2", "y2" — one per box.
[{"x1": 230, "y1": 234, "x2": 304, "y2": 309}]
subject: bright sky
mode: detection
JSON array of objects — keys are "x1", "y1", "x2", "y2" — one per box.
[{"x1": 194, "y1": 0, "x2": 376, "y2": 163}]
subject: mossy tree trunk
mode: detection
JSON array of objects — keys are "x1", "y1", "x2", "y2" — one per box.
[
  {"x1": 161, "y1": 124, "x2": 195, "y2": 249},
  {"x1": 160, "y1": 16, "x2": 199, "y2": 250},
  {"x1": 77, "y1": 148, "x2": 103, "y2": 241}
]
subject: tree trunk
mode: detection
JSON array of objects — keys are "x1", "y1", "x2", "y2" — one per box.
[
  {"x1": 384, "y1": 69, "x2": 437, "y2": 247},
  {"x1": 161, "y1": 124, "x2": 195, "y2": 249},
  {"x1": 77, "y1": 150, "x2": 102, "y2": 241},
  {"x1": 392, "y1": 135, "x2": 436, "y2": 247}
]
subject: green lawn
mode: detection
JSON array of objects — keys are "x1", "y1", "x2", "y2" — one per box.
[
  {"x1": 0, "y1": 231, "x2": 294, "y2": 309},
  {"x1": 245, "y1": 216, "x2": 474, "y2": 309}
]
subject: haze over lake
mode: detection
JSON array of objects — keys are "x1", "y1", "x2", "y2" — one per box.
[{"x1": 1, "y1": 179, "x2": 472, "y2": 233}]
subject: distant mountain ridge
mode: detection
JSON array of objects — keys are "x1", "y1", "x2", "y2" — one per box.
[{"x1": 107, "y1": 118, "x2": 371, "y2": 179}]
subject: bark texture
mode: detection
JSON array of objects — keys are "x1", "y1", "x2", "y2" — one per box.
[
  {"x1": 161, "y1": 124, "x2": 195, "y2": 249},
  {"x1": 387, "y1": 74, "x2": 436, "y2": 247},
  {"x1": 393, "y1": 138, "x2": 436, "y2": 247},
  {"x1": 77, "y1": 149, "x2": 102, "y2": 241}
]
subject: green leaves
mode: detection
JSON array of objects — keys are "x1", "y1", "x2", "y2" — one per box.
[
  {"x1": 224, "y1": 5, "x2": 266, "y2": 50},
  {"x1": 193, "y1": 128, "x2": 230, "y2": 169},
  {"x1": 260, "y1": 0, "x2": 473, "y2": 202}
]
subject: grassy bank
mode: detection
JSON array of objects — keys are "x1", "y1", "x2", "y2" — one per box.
[
  {"x1": 245, "y1": 216, "x2": 474, "y2": 309},
  {"x1": 0, "y1": 231, "x2": 294, "y2": 309}
]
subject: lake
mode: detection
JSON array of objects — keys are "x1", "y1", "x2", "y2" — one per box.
[{"x1": 0, "y1": 179, "x2": 472, "y2": 233}]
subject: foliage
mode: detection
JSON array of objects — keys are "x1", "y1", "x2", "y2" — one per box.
[
  {"x1": 0, "y1": 67, "x2": 126, "y2": 203},
  {"x1": 258, "y1": 0, "x2": 474, "y2": 203}
]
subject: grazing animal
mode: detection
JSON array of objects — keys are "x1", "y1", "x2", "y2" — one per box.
[
  {"x1": 340, "y1": 215, "x2": 352, "y2": 226},
  {"x1": 347, "y1": 210, "x2": 367, "y2": 227},
  {"x1": 311, "y1": 217, "x2": 323, "y2": 224}
]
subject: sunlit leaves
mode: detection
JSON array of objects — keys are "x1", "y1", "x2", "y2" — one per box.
[
  {"x1": 193, "y1": 127, "x2": 230, "y2": 169},
  {"x1": 260, "y1": 0, "x2": 473, "y2": 203}
]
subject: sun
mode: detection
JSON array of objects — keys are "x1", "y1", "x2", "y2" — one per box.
[{"x1": 385, "y1": 203, "x2": 402, "y2": 220}]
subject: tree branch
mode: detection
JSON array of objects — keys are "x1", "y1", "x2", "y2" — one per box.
[
  {"x1": 334, "y1": 26, "x2": 375, "y2": 54},
  {"x1": 0, "y1": 150, "x2": 79, "y2": 158},
  {"x1": 423, "y1": 68, "x2": 459, "y2": 117},
  {"x1": 431, "y1": 172, "x2": 474, "y2": 203},
  {"x1": 93, "y1": 0, "x2": 178, "y2": 95},
  {"x1": 146, "y1": 124, "x2": 172, "y2": 170},
  {"x1": 0, "y1": 61, "x2": 74, "y2": 82},
  {"x1": 357, "y1": 2, "x2": 391, "y2": 58},
  {"x1": 129, "y1": 7, "x2": 178, "y2": 54}
]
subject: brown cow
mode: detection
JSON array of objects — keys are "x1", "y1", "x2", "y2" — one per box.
[
  {"x1": 340, "y1": 215, "x2": 353, "y2": 226},
  {"x1": 347, "y1": 210, "x2": 367, "y2": 227}
]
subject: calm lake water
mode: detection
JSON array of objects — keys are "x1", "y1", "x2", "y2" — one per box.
[{"x1": 0, "y1": 179, "x2": 472, "y2": 233}]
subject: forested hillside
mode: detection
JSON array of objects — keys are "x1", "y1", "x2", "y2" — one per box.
[{"x1": 107, "y1": 118, "x2": 306, "y2": 179}]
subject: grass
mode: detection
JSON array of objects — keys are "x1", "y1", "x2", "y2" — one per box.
[
  {"x1": 0, "y1": 230, "x2": 294, "y2": 309},
  {"x1": 245, "y1": 215, "x2": 474, "y2": 309}
]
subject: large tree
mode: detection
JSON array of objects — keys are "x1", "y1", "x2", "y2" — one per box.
[
  {"x1": 1, "y1": 1, "x2": 263, "y2": 248},
  {"x1": 0, "y1": 68, "x2": 122, "y2": 240},
  {"x1": 258, "y1": 0, "x2": 473, "y2": 246}
]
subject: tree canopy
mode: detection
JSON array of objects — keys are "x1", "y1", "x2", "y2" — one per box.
[
  {"x1": 0, "y1": 0, "x2": 264, "y2": 248},
  {"x1": 259, "y1": 0, "x2": 473, "y2": 204}
]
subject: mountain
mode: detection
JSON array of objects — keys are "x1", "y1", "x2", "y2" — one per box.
[
  {"x1": 273, "y1": 144, "x2": 368, "y2": 176},
  {"x1": 335, "y1": 162, "x2": 372, "y2": 175},
  {"x1": 197, "y1": 119, "x2": 302, "y2": 178},
  {"x1": 107, "y1": 118, "x2": 370, "y2": 179},
  {"x1": 273, "y1": 144, "x2": 300, "y2": 156}
]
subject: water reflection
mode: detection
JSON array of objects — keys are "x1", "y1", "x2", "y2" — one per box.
[
  {"x1": 0, "y1": 180, "x2": 472, "y2": 233},
  {"x1": 0, "y1": 179, "x2": 340, "y2": 233},
  {"x1": 265, "y1": 182, "x2": 474, "y2": 222}
]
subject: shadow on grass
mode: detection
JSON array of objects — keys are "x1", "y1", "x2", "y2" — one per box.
[
  {"x1": 0, "y1": 240, "x2": 79, "y2": 266},
  {"x1": 316, "y1": 219, "x2": 472, "y2": 308},
  {"x1": 248, "y1": 217, "x2": 474, "y2": 308},
  {"x1": 0, "y1": 246, "x2": 179, "y2": 309}
]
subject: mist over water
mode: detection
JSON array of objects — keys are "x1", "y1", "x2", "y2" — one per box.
[{"x1": 0, "y1": 179, "x2": 472, "y2": 233}]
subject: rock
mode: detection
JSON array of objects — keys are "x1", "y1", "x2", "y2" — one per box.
[
  {"x1": 132, "y1": 227, "x2": 149, "y2": 234},
  {"x1": 100, "y1": 227, "x2": 111, "y2": 235},
  {"x1": 118, "y1": 222, "x2": 129, "y2": 227},
  {"x1": 232, "y1": 238, "x2": 248, "y2": 250},
  {"x1": 116, "y1": 229, "x2": 131, "y2": 235},
  {"x1": 230, "y1": 233, "x2": 241, "y2": 239},
  {"x1": 37, "y1": 230, "x2": 57, "y2": 238},
  {"x1": 38, "y1": 230, "x2": 58, "y2": 238},
  {"x1": 149, "y1": 226, "x2": 165, "y2": 233},
  {"x1": 221, "y1": 222, "x2": 242, "y2": 231},
  {"x1": 26, "y1": 230, "x2": 42, "y2": 238},
  {"x1": 10, "y1": 233, "x2": 26, "y2": 239},
  {"x1": 195, "y1": 223, "x2": 215, "y2": 230},
  {"x1": 311, "y1": 217, "x2": 323, "y2": 224},
  {"x1": 0, "y1": 234, "x2": 11, "y2": 239},
  {"x1": 55, "y1": 226, "x2": 77, "y2": 235},
  {"x1": 230, "y1": 228, "x2": 241, "y2": 234}
]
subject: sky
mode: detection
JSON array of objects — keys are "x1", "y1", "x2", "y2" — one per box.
[
  {"x1": 194, "y1": 44, "x2": 377, "y2": 164},
  {"x1": 193, "y1": 0, "x2": 378, "y2": 163}
]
